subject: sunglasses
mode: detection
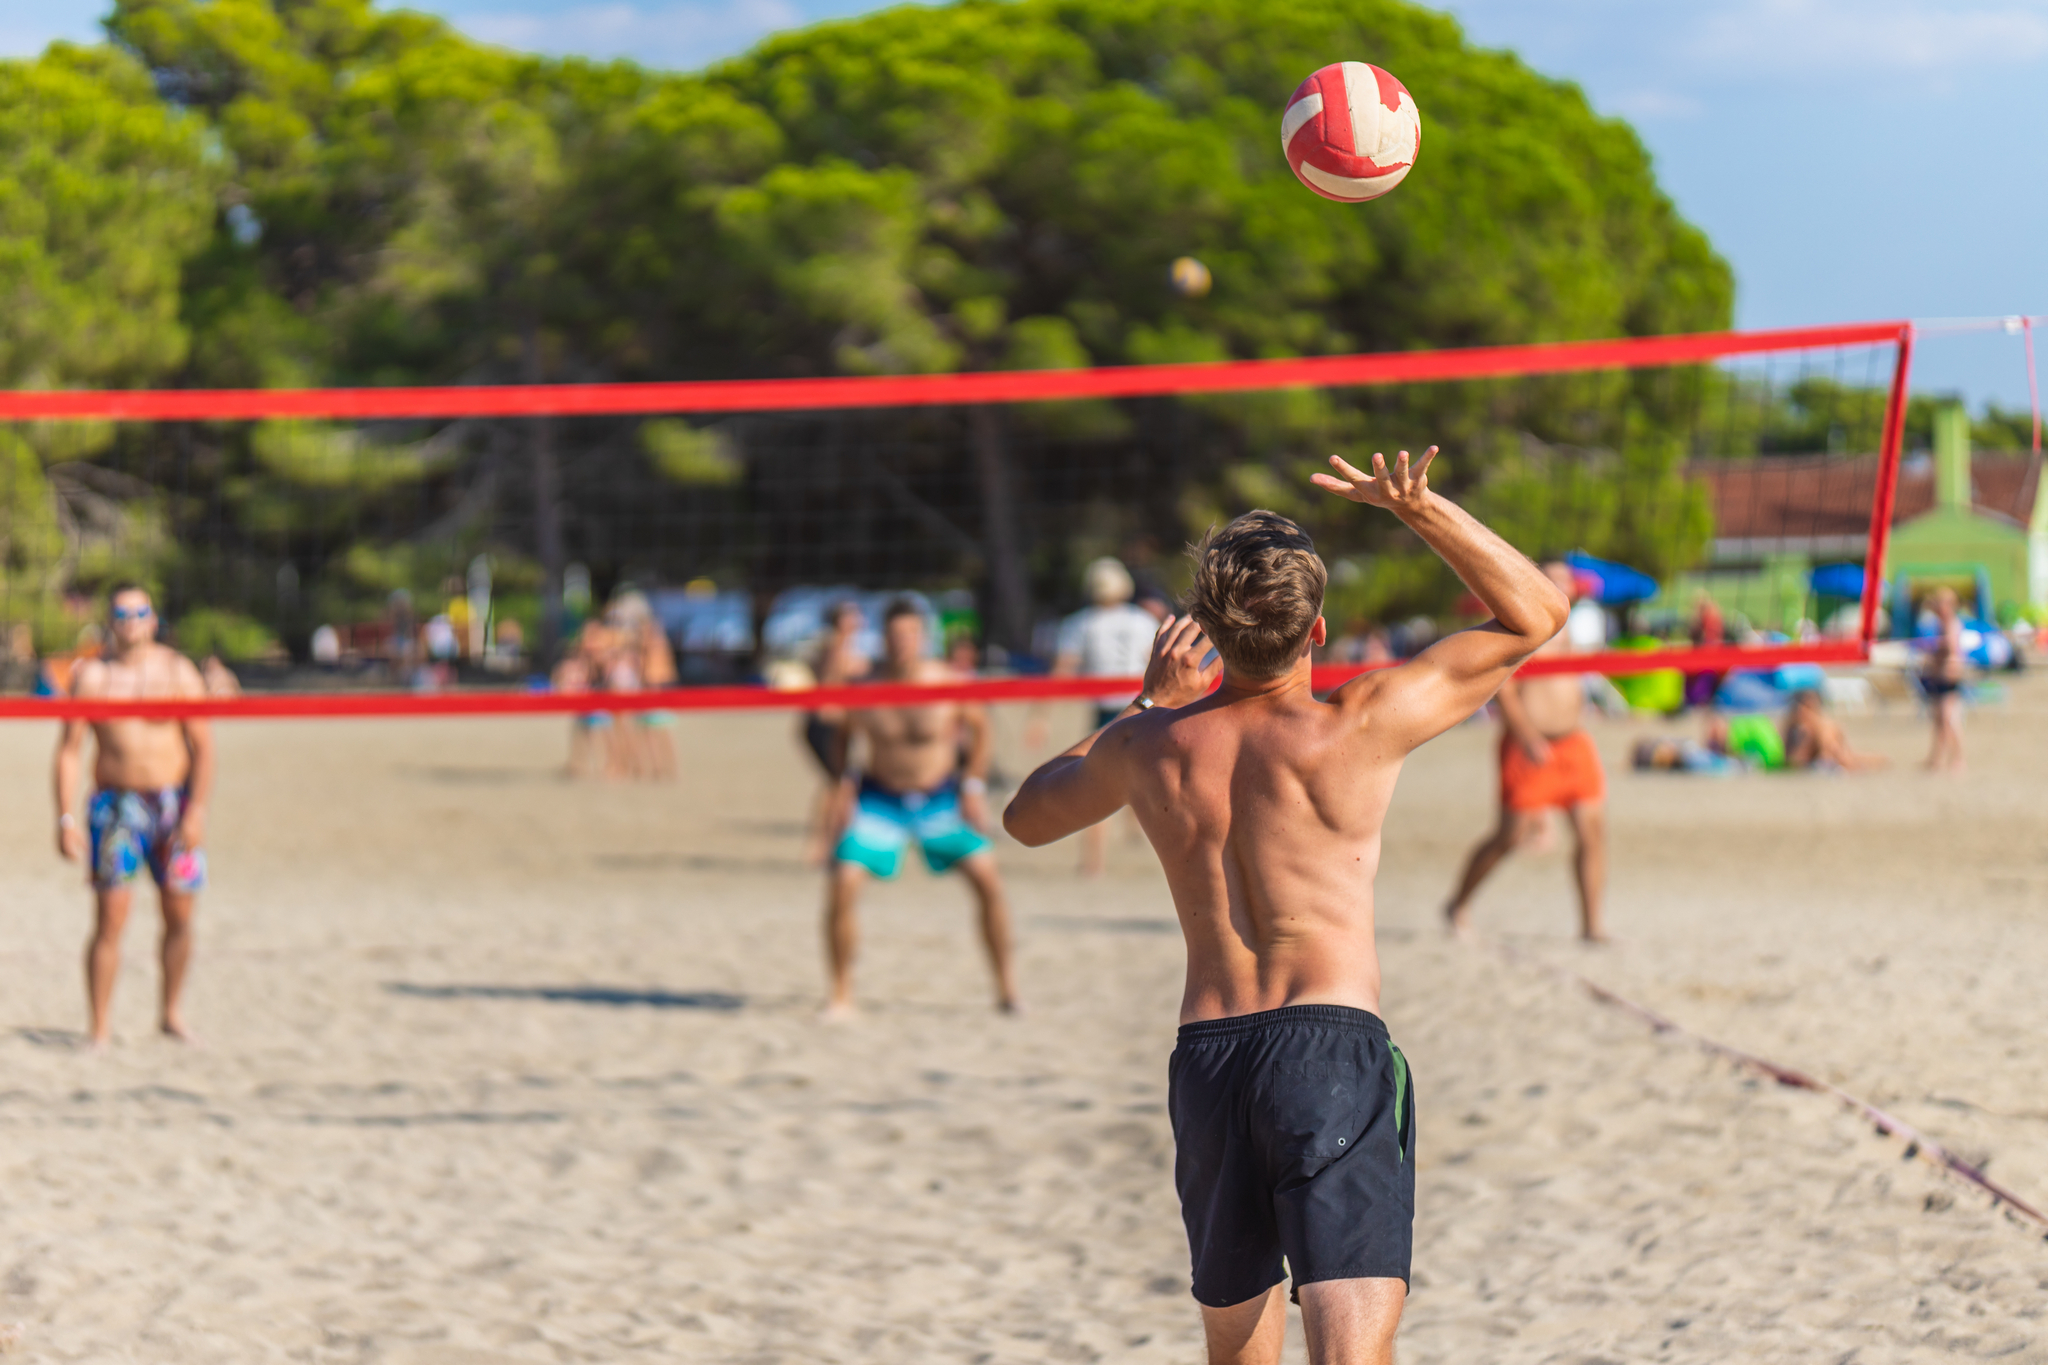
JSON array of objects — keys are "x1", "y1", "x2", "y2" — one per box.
[{"x1": 111, "y1": 605, "x2": 154, "y2": 621}]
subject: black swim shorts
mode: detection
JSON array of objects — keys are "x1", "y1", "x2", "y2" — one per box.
[{"x1": 1167, "y1": 1005, "x2": 1414, "y2": 1307}]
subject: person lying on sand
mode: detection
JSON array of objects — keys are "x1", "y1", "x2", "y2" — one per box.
[{"x1": 1639, "y1": 691, "x2": 1885, "y2": 776}]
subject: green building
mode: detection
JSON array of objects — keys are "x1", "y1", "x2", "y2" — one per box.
[
  {"x1": 1677, "y1": 408, "x2": 2043, "y2": 632},
  {"x1": 1884, "y1": 406, "x2": 2042, "y2": 622}
]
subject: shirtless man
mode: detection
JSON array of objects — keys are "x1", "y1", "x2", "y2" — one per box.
[
  {"x1": 53, "y1": 585, "x2": 215, "y2": 1048},
  {"x1": 1444, "y1": 561, "x2": 1607, "y2": 942},
  {"x1": 825, "y1": 596, "x2": 1020, "y2": 1016},
  {"x1": 1005, "y1": 449, "x2": 1568, "y2": 1365}
]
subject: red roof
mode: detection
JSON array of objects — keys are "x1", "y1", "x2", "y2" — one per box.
[{"x1": 1686, "y1": 453, "x2": 2040, "y2": 549}]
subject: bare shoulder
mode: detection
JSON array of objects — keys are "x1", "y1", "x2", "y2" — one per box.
[
  {"x1": 70, "y1": 657, "x2": 110, "y2": 697},
  {"x1": 1326, "y1": 665, "x2": 1399, "y2": 724},
  {"x1": 1085, "y1": 706, "x2": 1167, "y2": 776},
  {"x1": 163, "y1": 648, "x2": 207, "y2": 698},
  {"x1": 1323, "y1": 657, "x2": 1456, "y2": 749}
]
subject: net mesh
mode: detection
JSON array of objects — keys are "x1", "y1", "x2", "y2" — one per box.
[{"x1": 0, "y1": 324, "x2": 1910, "y2": 712}]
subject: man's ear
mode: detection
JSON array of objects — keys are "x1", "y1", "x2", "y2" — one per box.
[{"x1": 1309, "y1": 616, "x2": 1328, "y2": 648}]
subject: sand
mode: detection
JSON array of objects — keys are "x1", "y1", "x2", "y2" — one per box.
[{"x1": 0, "y1": 681, "x2": 2044, "y2": 1362}]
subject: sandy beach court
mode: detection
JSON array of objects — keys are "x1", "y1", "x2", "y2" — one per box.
[{"x1": 0, "y1": 685, "x2": 2043, "y2": 1362}]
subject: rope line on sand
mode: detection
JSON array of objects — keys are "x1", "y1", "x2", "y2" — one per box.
[{"x1": 1491, "y1": 941, "x2": 2048, "y2": 1237}]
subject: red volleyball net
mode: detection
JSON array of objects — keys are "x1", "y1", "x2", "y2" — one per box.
[{"x1": 0, "y1": 320, "x2": 1913, "y2": 719}]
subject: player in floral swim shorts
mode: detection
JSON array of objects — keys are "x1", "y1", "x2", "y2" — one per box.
[
  {"x1": 89, "y1": 787, "x2": 208, "y2": 894},
  {"x1": 54, "y1": 585, "x2": 216, "y2": 1047}
]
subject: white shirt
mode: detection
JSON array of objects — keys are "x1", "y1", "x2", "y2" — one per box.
[
  {"x1": 1565, "y1": 599, "x2": 1607, "y2": 652},
  {"x1": 1058, "y1": 603, "x2": 1157, "y2": 706}
]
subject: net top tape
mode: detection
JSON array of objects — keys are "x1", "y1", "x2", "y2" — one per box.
[
  {"x1": 0, "y1": 322, "x2": 1907, "y2": 422},
  {"x1": 4, "y1": 642, "x2": 1864, "y2": 721}
]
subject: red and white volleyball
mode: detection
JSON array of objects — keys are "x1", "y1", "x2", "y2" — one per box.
[{"x1": 1281, "y1": 62, "x2": 1420, "y2": 203}]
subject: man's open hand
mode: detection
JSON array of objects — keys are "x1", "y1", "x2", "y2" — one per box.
[
  {"x1": 1142, "y1": 615, "x2": 1222, "y2": 709},
  {"x1": 1312, "y1": 447, "x2": 1438, "y2": 513}
]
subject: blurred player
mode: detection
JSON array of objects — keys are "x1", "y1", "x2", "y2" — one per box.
[
  {"x1": 614, "y1": 591, "x2": 679, "y2": 781},
  {"x1": 799, "y1": 600, "x2": 871, "y2": 864},
  {"x1": 1050, "y1": 557, "x2": 1158, "y2": 874},
  {"x1": 1920, "y1": 585, "x2": 1966, "y2": 772},
  {"x1": 1444, "y1": 561, "x2": 1608, "y2": 943},
  {"x1": 551, "y1": 627, "x2": 603, "y2": 780},
  {"x1": 53, "y1": 585, "x2": 215, "y2": 1048},
  {"x1": 1005, "y1": 450, "x2": 1569, "y2": 1365},
  {"x1": 823, "y1": 597, "x2": 1018, "y2": 1017}
]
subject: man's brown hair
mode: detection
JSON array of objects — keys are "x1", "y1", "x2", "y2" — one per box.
[{"x1": 1185, "y1": 510, "x2": 1327, "y2": 679}]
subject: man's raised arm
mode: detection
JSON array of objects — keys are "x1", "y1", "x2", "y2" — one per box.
[{"x1": 1313, "y1": 447, "x2": 1569, "y2": 750}]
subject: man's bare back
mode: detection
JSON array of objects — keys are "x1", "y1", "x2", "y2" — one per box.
[
  {"x1": 1008, "y1": 453, "x2": 1568, "y2": 1024},
  {"x1": 1107, "y1": 682, "x2": 1404, "y2": 1021}
]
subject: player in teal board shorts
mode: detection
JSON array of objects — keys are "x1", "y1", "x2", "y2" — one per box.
[{"x1": 822, "y1": 597, "x2": 1019, "y2": 1018}]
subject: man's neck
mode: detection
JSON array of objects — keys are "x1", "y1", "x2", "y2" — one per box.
[
  {"x1": 1215, "y1": 661, "x2": 1313, "y2": 704},
  {"x1": 110, "y1": 640, "x2": 151, "y2": 667}
]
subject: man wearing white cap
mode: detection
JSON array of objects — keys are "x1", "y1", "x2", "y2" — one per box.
[{"x1": 1052, "y1": 557, "x2": 1161, "y2": 875}]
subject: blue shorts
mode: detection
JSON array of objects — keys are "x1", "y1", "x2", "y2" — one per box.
[
  {"x1": 89, "y1": 787, "x2": 206, "y2": 894},
  {"x1": 834, "y1": 775, "x2": 991, "y2": 878}
]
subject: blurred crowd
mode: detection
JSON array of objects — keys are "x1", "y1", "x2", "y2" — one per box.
[
  {"x1": 550, "y1": 590, "x2": 680, "y2": 782},
  {"x1": 3, "y1": 621, "x2": 244, "y2": 701}
]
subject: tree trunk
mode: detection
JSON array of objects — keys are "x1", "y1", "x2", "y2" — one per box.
[
  {"x1": 525, "y1": 328, "x2": 566, "y2": 667},
  {"x1": 969, "y1": 405, "x2": 1032, "y2": 657}
]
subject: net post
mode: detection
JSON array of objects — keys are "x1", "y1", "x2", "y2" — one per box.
[
  {"x1": 2025, "y1": 315, "x2": 2041, "y2": 456},
  {"x1": 1857, "y1": 325, "x2": 1916, "y2": 648}
]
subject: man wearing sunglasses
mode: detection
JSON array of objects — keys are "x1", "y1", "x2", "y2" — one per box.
[{"x1": 53, "y1": 584, "x2": 215, "y2": 1048}]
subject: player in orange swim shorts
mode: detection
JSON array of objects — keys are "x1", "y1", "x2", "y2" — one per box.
[{"x1": 1445, "y1": 562, "x2": 1608, "y2": 942}]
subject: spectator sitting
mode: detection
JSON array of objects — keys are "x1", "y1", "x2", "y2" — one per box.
[{"x1": 1782, "y1": 688, "x2": 1887, "y2": 771}]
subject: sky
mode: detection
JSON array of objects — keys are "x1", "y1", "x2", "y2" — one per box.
[{"x1": 10, "y1": 0, "x2": 2045, "y2": 410}]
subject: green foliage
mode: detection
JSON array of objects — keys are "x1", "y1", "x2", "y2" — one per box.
[
  {"x1": 251, "y1": 422, "x2": 442, "y2": 491},
  {"x1": 0, "y1": 43, "x2": 219, "y2": 387},
  {"x1": 0, "y1": 0, "x2": 1738, "y2": 648},
  {"x1": 1465, "y1": 435, "x2": 1710, "y2": 580},
  {"x1": 172, "y1": 606, "x2": 279, "y2": 661},
  {"x1": 1969, "y1": 403, "x2": 2039, "y2": 452},
  {"x1": 642, "y1": 420, "x2": 744, "y2": 486},
  {"x1": 0, "y1": 432, "x2": 67, "y2": 599}
]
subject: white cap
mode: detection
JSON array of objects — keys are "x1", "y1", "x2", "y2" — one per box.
[{"x1": 1083, "y1": 557, "x2": 1134, "y2": 606}]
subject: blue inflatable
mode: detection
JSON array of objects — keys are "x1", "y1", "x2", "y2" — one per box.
[
  {"x1": 1809, "y1": 563, "x2": 1866, "y2": 599},
  {"x1": 1564, "y1": 551, "x2": 1660, "y2": 605}
]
